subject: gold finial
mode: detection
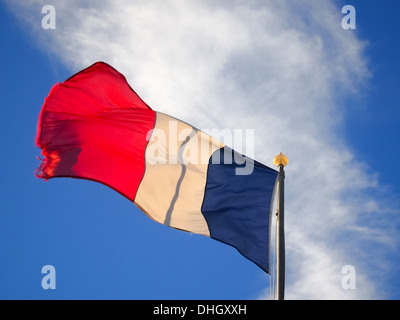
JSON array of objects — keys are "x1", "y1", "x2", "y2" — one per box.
[{"x1": 273, "y1": 153, "x2": 289, "y2": 167}]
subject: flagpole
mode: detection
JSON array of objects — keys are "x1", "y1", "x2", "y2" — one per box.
[{"x1": 273, "y1": 153, "x2": 288, "y2": 300}]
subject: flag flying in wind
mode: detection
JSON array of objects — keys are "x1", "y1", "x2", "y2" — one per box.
[{"x1": 35, "y1": 62, "x2": 278, "y2": 273}]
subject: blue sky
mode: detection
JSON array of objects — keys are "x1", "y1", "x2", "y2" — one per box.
[{"x1": 0, "y1": 0, "x2": 399, "y2": 299}]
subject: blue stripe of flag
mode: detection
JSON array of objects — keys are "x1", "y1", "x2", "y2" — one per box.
[{"x1": 201, "y1": 147, "x2": 278, "y2": 273}]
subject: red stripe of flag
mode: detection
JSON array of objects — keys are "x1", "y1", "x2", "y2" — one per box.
[{"x1": 36, "y1": 62, "x2": 155, "y2": 201}]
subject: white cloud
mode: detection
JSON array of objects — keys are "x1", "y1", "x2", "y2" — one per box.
[{"x1": 10, "y1": 0, "x2": 399, "y2": 299}]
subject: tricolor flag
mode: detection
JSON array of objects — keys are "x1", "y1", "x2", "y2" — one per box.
[{"x1": 35, "y1": 62, "x2": 278, "y2": 273}]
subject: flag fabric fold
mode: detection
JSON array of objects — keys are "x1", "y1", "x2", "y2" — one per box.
[{"x1": 35, "y1": 62, "x2": 278, "y2": 273}]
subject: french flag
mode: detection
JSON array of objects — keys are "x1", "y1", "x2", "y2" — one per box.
[{"x1": 35, "y1": 62, "x2": 278, "y2": 273}]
